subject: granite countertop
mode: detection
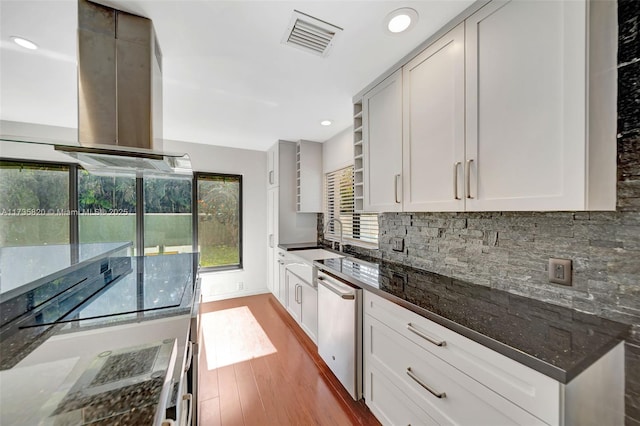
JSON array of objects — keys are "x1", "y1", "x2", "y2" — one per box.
[
  {"x1": 0, "y1": 248, "x2": 198, "y2": 425},
  {"x1": 314, "y1": 256, "x2": 630, "y2": 383},
  {"x1": 278, "y1": 242, "x2": 321, "y2": 251}
]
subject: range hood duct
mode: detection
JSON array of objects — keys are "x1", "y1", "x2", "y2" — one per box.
[
  {"x1": 68, "y1": 0, "x2": 191, "y2": 175},
  {"x1": 78, "y1": 0, "x2": 162, "y2": 150}
]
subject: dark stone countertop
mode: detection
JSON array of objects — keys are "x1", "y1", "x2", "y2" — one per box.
[
  {"x1": 278, "y1": 242, "x2": 321, "y2": 251},
  {"x1": 314, "y1": 256, "x2": 630, "y2": 383},
  {"x1": 0, "y1": 250, "x2": 198, "y2": 425}
]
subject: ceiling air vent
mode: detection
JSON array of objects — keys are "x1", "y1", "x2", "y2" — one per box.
[{"x1": 282, "y1": 10, "x2": 343, "y2": 57}]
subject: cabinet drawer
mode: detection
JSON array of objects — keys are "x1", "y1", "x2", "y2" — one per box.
[
  {"x1": 365, "y1": 314, "x2": 546, "y2": 426},
  {"x1": 364, "y1": 291, "x2": 559, "y2": 425},
  {"x1": 366, "y1": 363, "x2": 438, "y2": 426}
]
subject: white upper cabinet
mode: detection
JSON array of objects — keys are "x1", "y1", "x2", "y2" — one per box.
[
  {"x1": 402, "y1": 23, "x2": 465, "y2": 212},
  {"x1": 356, "y1": 0, "x2": 616, "y2": 212},
  {"x1": 464, "y1": 0, "x2": 610, "y2": 211},
  {"x1": 363, "y1": 69, "x2": 403, "y2": 212}
]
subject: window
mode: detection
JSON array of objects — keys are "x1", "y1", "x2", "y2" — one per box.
[
  {"x1": 195, "y1": 174, "x2": 242, "y2": 270},
  {"x1": 325, "y1": 166, "x2": 378, "y2": 247},
  {"x1": 144, "y1": 176, "x2": 192, "y2": 255},
  {"x1": 0, "y1": 160, "x2": 70, "y2": 247},
  {"x1": 78, "y1": 170, "x2": 136, "y2": 249},
  {"x1": 1, "y1": 157, "x2": 243, "y2": 272}
]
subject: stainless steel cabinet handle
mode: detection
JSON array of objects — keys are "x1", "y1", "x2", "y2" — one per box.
[
  {"x1": 394, "y1": 174, "x2": 401, "y2": 204},
  {"x1": 453, "y1": 162, "x2": 461, "y2": 200},
  {"x1": 466, "y1": 159, "x2": 474, "y2": 199},
  {"x1": 182, "y1": 393, "x2": 193, "y2": 426},
  {"x1": 406, "y1": 367, "x2": 446, "y2": 399},
  {"x1": 184, "y1": 341, "x2": 193, "y2": 373},
  {"x1": 269, "y1": 170, "x2": 274, "y2": 185},
  {"x1": 318, "y1": 277, "x2": 355, "y2": 300},
  {"x1": 296, "y1": 284, "x2": 302, "y2": 304},
  {"x1": 407, "y1": 323, "x2": 446, "y2": 347},
  {"x1": 269, "y1": 234, "x2": 274, "y2": 248}
]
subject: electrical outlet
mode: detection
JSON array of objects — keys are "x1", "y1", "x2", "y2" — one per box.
[
  {"x1": 392, "y1": 237, "x2": 404, "y2": 252},
  {"x1": 237, "y1": 282, "x2": 244, "y2": 290},
  {"x1": 548, "y1": 258, "x2": 572, "y2": 286}
]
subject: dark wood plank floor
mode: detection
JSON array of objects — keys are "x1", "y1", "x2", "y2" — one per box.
[{"x1": 198, "y1": 293, "x2": 380, "y2": 426}]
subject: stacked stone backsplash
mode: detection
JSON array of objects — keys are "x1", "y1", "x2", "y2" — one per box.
[{"x1": 321, "y1": 1, "x2": 640, "y2": 422}]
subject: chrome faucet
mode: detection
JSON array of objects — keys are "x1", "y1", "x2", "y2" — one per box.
[{"x1": 324, "y1": 218, "x2": 344, "y2": 252}]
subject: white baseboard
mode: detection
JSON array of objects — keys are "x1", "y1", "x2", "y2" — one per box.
[{"x1": 202, "y1": 288, "x2": 270, "y2": 303}]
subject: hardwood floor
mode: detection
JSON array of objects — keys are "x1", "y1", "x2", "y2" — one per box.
[{"x1": 197, "y1": 293, "x2": 380, "y2": 426}]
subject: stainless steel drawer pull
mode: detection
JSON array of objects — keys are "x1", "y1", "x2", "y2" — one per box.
[
  {"x1": 453, "y1": 162, "x2": 461, "y2": 200},
  {"x1": 184, "y1": 341, "x2": 193, "y2": 373},
  {"x1": 406, "y1": 367, "x2": 446, "y2": 399},
  {"x1": 394, "y1": 174, "x2": 401, "y2": 204},
  {"x1": 465, "y1": 159, "x2": 474, "y2": 199},
  {"x1": 318, "y1": 276, "x2": 355, "y2": 300},
  {"x1": 407, "y1": 323, "x2": 446, "y2": 347}
]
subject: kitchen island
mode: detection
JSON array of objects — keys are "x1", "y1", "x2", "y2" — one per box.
[{"x1": 0, "y1": 244, "x2": 199, "y2": 425}]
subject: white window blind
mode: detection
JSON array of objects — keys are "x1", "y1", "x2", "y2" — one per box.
[{"x1": 325, "y1": 166, "x2": 378, "y2": 247}]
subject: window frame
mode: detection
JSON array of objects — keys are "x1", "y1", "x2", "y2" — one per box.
[
  {"x1": 324, "y1": 165, "x2": 379, "y2": 249},
  {"x1": 1, "y1": 157, "x2": 245, "y2": 272},
  {"x1": 0, "y1": 158, "x2": 79, "y2": 254},
  {"x1": 193, "y1": 172, "x2": 243, "y2": 272}
]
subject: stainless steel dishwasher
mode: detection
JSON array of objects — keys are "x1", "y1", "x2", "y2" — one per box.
[{"x1": 317, "y1": 271, "x2": 362, "y2": 400}]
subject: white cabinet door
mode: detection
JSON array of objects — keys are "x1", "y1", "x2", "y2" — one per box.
[
  {"x1": 363, "y1": 69, "x2": 403, "y2": 212},
  {"x1": 267, "y1": 143, "x2": 279, "y2": 188},
  {"x1": 402, "y1": 23, "x2": 465, "y2": 212},
  {"x1": 299, "y1": 280, "x2": 318, "y2": 344},
  {"x1": 465, "y1": 0, "x2": 587, "y2": 211},
  {"x1": 276, "y1": 252, "x2": 287, "y2": 305},
  {"x1": 267, "y1": 188, "x2": 278, "y2": 294},
  {"x1": 285, "y1": 271, "x2": 302, "y2": 323}
]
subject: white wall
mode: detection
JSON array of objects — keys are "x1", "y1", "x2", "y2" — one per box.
[
  {"x1": 0, "y1": 139, "x2": 77, "y2": 163},
  {"x1": 322, "y1": 126, "x2": 353, "y2": 174},
  {"x1": 163, "y1": 139, "x2": 268, "y2": 302}
]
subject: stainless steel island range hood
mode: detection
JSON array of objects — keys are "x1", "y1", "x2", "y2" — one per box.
[{"x1": 55, "y1": 0, "x2": 191, "y2": 176}]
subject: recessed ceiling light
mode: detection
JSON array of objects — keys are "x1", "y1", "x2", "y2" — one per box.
[
  {"x1": 385, "y1": 8, "x2": 419, "y2": 34},
  {"x1": 320, "y1": 120, "x2": 332, "y2": 126},
  {"x1": 11, "y1": 36, "x2": 38, "y2": 50}
]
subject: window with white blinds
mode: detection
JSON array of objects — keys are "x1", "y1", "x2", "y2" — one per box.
[{"x1": 325, "y1": 166, "x2": 378, "y2": 247}]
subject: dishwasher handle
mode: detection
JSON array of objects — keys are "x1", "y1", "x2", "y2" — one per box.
[{"x1": 317, "y1": 275, "x2": 355, "y2": 300}]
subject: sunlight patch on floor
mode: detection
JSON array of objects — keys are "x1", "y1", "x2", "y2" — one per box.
[{"x1": 202, "y1": 306, "x2": 277, "y2": 370}]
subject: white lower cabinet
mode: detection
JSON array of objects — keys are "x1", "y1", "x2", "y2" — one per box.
[
  {"x1": 299, "y1": 279, "x2": 318, "y2": 343},
  {"x1": 285, "y1": 269, "x2": 318, "y2": 344},
  {"x1": 366, "y1": 363, "x2": 439, "y2": 426},
  {"x1": 274, "y1": 249, "x2": 288, "y2": 305},
  {"x1": 365, "y1": 315, "x2": 544, "y2": 425},
  {"x1": 285, "y1": 270, "x2": 302, "y2": 323},
  {"x1": 363, "y1": 291, "x2": 625, "y2": 426}
]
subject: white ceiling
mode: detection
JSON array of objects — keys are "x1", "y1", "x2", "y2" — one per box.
[{"x1": 0, "y1": 0, "x2": 474, "y2": 151}]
